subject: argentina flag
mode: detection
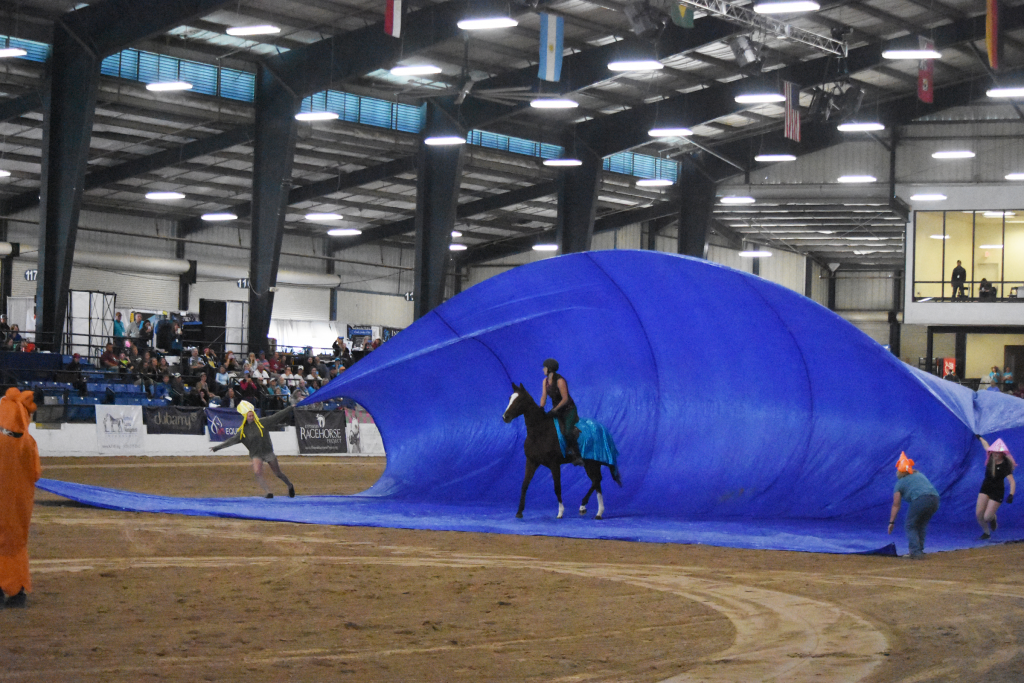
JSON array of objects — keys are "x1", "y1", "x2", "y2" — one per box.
[{"x1": 538, "y1": 13, "x2": 564, "y2": 82}]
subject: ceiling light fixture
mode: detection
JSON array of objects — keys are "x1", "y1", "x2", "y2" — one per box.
[
  {"x1": 1006, "y1": 173, "x2": 1024, "y2": 180},
  {"x1": 533, "y1": 244, "x2": 559, "y2": 252},
  {"x1": 837, "y1": 175, "x2": 877, "y2": 183},
  {"x1": 910, "y1": 193, "x2": 947, "y2": 201},
  {"x1": 882, "y1": 48, "x2": 941, "y2": 60},
  {"x1": 979, "y1": 244, "x2": 1004, "y2": 249},
  {"x1": 0, "y1": 48, "x2": 27, "y2": 58},
  {"x1": 987, "y1": 86, "x2": 1024, "y2": 98},
  {"x1": 306, "y1": 213, "x2": 343, "y2": 221},
  {"x1": 636, "y1": 178, "x2": 674, "y2": 187},
  {"x1": 648, "y1": 127, "x2": 693, "y2": 137},
  {"x1": 146, "y1": 191, "x2": 185, "y2": 200},
  {"x1": 720, "y1": 196, "x2": 756, "y2": 204},
  {"x1": 735, "y1": 91, "x2": 785, "y2": 104},
  {"x1": 451, "y1": 230, "x2": 463, "y2": 238},
  {"x1": 0, "y1": 170, "x2": 11, "y2": 178},
  {"x1": 983, "y1": 211, "x2": 1015, "y2": 218},
  {"x1": 739, "y1": 250, "x2": 773, "y2": 257},
  {"x1": 543, "y1": 158, "x2": 583, "y2": 167},
  {"x1": 146, "y1": 81, "x2": 193, "y2": 92},
  {"x1": 457, "y1": 17, "x2": 518, "y2": 30},
  {"x1": 295, "y1": 111, "x2": 339, "y2": 121},
  {"x1": 449, "y1": 243, "x2": 468, "y2": 251},
  {"x1": 929, "y1": 234, "x2": 950, "y2": 239},
  {"x1": 837, "y1": 121, "x2": 885, "y2": 132},
  {"x1": 753, "y1": 0, "x2": 820, "y2": 12},
  {"x1": 226, "y1": 25, "x2": 281, "y2": 36},
  {"x1": 932, "y1": 150, "x2": 975, "y2": 159},
  {"x1": 201, "y1": 212, "x2": 237, "y2": 221},
  {"x1": 530, "y1": 98, "x2": 579, "y2": 109},
  {"x1": 390, "y1": 64, "x2": 444, "y2": 76},
  {"x1": 607, "y1": 59, "x2": 664, "y2": 71},
  {"x1": 754, "y1": 153, "x2": 797, "y2": 162},
  {"x1": 424, "y1": 135, "x2": 466, "y2": 145},
  {"x1": 328, "y1": 228, "x2": 363, "y2": 237}
]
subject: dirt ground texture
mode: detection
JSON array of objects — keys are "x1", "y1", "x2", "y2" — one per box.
[{"x1": 2, "y1": 456, "x2": 1024, "y2": 683}]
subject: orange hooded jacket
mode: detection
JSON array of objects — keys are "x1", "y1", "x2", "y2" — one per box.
[{"x1": 0, "y1": 387, "x2": 40, "y2": 595}]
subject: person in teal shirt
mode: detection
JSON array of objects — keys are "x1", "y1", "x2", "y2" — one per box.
[
  {"x1": 888, "y1": 452, "x2": 940, "y2": 559},
  {"x1": 112, "y1": 312, "x2": 126, "y2": 351}
]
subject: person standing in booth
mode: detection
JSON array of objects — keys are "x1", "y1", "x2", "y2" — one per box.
[
  {"x1": 950, "y1": 260, "x2": 967, "y2": 299},
  {"x1": 0, "y1": 388, "x2": 41, "y2": 608}
]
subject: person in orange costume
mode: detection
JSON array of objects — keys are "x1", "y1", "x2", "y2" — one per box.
[{"x1": 0, "y1": 388, "x2": 40, "y2": 608}]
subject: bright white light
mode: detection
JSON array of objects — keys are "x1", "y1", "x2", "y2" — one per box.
[
  {"x1": 201, "y1": 213, "x2": 237, "y2": 221},
  {"x1": 882, "y1": 49, "x2": 941, "y2": 60},
  {"x1": 636, "y1": 178, "x2": 674, "y2": 187},
  {"x1": 979, "y1": 244, "x2": 1004, "y2": 249},
  {"x1": 929, "y1": 234, "x2": 950, "y2": 239},
  {"x1": 543, "y1": 158, "x2": 583, "y2": 167},
  {"x1": 0, "y1": 170, "x2": 10, "y2": 177},
  {"x1": 449, "y1": 243, "x2": 468, "y2": 251},
  {"x1": 390, "y1": 64, "x2": 443, "y2": 76},
  {"x1": 530, "y1": 98, "x2": 579, "y2": 109},
  {"x1": 0, "y1": 48, "x2": 27, "y2": 58},
  {"x1": 932, "y1": 150, "x2": 975, "y2": 159},
  {"x1": 837, "y1": 121, "x2": 885, "y2": 132},
  {"x1": 720, "y1": 196, "x2": 755, "y2": 204},
  {"x1": 910, "y1": 194, "x2": 947, "y2": 201},
  {"x1": 735, "y1": 92, "x2": 785, "y2": 104},
  {"x1": 608, "y1": 60, "x2": 664, "y2": 71},
  {"x1": 1006, "y1": 173, "x2": 1024, "y2": 180},
  {"x1": 306, "y1": 213, "x2": 343, "y2": 221},
  {"x1": 451, "y1": 230, "x2": 462, "y2": 238},
  {"x1": 754, "y1": 153, "x2": 797, "y2": 162},
  {"x1": 295, "y1": 111, "x2": 339, "y2": 121},
  {"x1": 146, "y1": 81, "x2": 193, "y2": 92},
  {"x1": 146, "y1": 191, "x2": 185, "y2": 200},
  {"x1": 226, "y1": 25, "x2": 281, "y2": 36},
  {"x1": 328, "y1": 228, "x2": 363, "y2": 237},
  {"x1": 983, "y1": 211, "x2": 1015, "y2": 218},
  {"x1": 533, "y1": 244, "x2": 559, "y2": 252},
  {"x1": 818, "y1": 230, "x2": 834, "y2": 234},
  {"x1": 424, "y1": 135, "x2": 466, "y2": 146},
  {"x1": 739, "y1": 250, "x2": 772, "y2": 257},
  {"x1": 753, "y1": 0, "x2": 820, "y2": 12},
  {"x1": 987, "y1": 87, "x2": 1024, "y2": 98},
  {"x1": 648, "y1": 127, "x2": 693, "y2": 137},
  {"x1": 837, "y1": 175, "x2": 877, "y2": 183},
  {"x1": 457, "y1": 17, "x2": 518, "y2": 30}
]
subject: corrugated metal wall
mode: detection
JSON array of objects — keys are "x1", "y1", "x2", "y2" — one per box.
[
  {"x1": 756, "y1": 249, "x2": 805, "y2": 294},
  {"x1": 707, "y1": 245, "x2": 753, "y2": 273},
  {"x1": 722, "y1": 141, "x2": 888, "y2": 187},
  {"x1": 835, "y1": 272, "x2": 895, "y2": 310},
  {"x1": 810, "y1": 262, "x2": 829, "y2": 307}
]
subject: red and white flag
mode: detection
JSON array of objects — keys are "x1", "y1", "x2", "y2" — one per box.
[
  {"x1": 784, "y1": 81, "x2": 800, "y2": 142},
  {"x1": 918, "y1": 37, "x2": 934, "y2": 103},
  {"x1": 385, "y1": 0, "x2": 402, "y2": 38}
]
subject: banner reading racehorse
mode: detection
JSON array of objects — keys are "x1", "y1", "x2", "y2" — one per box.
[{"x1": 295, "y1": 409, "x2": 348, "y2": 454}]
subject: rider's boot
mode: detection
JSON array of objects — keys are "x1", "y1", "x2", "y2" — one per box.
[{"x1": 566, "y1": 442, "x2": 584, "y2": 466}]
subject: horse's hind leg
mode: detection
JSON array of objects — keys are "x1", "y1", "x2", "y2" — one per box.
[
  {"x1": 580, "y1": 483, "x2": 596, "y2": 515},
  {"x1": 580, "y1": 461, "x2": 600, "y2": 514},
  {"x1": 517, "y1": 460, "x2": 539, "y2": 518},
  {"x1": 550, "y1": 464, "x2": 564, "y2": 519}
]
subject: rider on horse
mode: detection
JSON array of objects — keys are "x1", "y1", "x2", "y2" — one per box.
[{"x1": 540, "y1": 358, "x2": 584, "y2": 465}]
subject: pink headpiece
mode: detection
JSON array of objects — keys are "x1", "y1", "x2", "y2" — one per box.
[{"x1": 986, "y1": 438, "x2": 1018, "y2": 468}]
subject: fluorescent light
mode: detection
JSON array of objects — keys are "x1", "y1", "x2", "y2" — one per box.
[
  {"x1": 987, "y1": 87, "x2": 1024, "y2": 98},
  {"x1": 882, "y1": 49, "x2": 941, "y2": 60},
  {"x1": 424, "y1": 135, "x2": 466, "y2": 146},
  {"x1": 146, "y1": 81, "x2": 193, "y2": 92},
  {"x1": 0, "y1": 170, "x2": 10, "y2": 177},
  {"x1": 649, "y1": 127, "x2": 693, "y2": 137},
  {"x1": 754, "y1": 153, "x2": 796, "y2": 162},
  {"x1": 735, "y1": 92, "x2": 785, "y2": 103},
  {"x1": 390, "y1": 64, "x2": 443, "y2": 76},
  {"x1": 1006, "y1": 173, "x2": 1024, "y2": 180},
  {"x1": 201, "y1": 212, "x2": 237, "y2": 221},
  {"x1": 837, "y1": 121, "x2": 885, "y2": 132},
  {"x1": 753, "y1": 0, "x2": 820, "y2": 12},
  {"x1": 979, "y1": 244, "x2": 1004, "y2": 249},
  {"x1": 910, "y1": 194, "x2": 947, "y2": 201},
  {"x1": 739, "y1": 250, "x2": 772, "y2": 257},
  {"x1": 818, "y1": 230, "x2": 834, "y2": 234},
  {"x1": 530, "y1": 98, "x2": 578, "y2": 109},
  {"x1": 608, "y1": 60, "x2": 664, "y2": 71},
  {"x1": 457, "y1": 17, "x2": 518, "y2": 30},
  {"x1": 146, "y1": 191, "x2": 185, "y2": 200},
  {"x1": 226, "y1": 25, "x2": 280, "y2": 36},
  {"x1": 0, "y1": 48, "x2": 27, "y2": 58},
  {"x1": 306, "y1": 213, "x2": 343, "y2": 221},
  {"x1": 837, "y1": 175, "x2": 876, "y2": 183},
  {"x1": 533, "y1": 244, "x2": 559, "y2": 252},
  {"x1": 636, "y1": 178, "x2": 674, "y2": 187},
  {"x1": 929, "y1": 234, "x2": 950, "y2": 239},
  {"x1": 451, "y1": 230, "x2": 463, "y2": 238},
  {"x1": 983, "y1": 211, "x2": 1015, "y2": 218},
  {"x1": 932, "y1": 150, "x2": 975, "y2": 159},
  {"x1": 328, "y1": 228, "x2": 362, "y2": 237},
  {"x1": 295, "y1": 111, "x2": 339, "y2": 121},
  {"x1": 543, "y1": 158, "x2": 583, "y2": 167},
  {"x1": 720, "y1": 196, "x2": 755, "y2": 204},
  {"x1": 449, "y1": 243, "x2": 468, "y2": 251}
]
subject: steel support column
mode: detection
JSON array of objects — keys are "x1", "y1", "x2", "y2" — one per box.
[
  {"x1": 247, "y1": 66, "x2": 299, "y2": 352},
  {"x1": 35, "y1": 23, "x2": 102, "y2": 352},
  {"x1": 327, "y1": 258, "x2": 337, "y2": 322},
  {"x1": 676, "y1": 158, "x2": 714, "y2": 259},
  {"x1": 555, "y1": 144, "x2": 602, "y2": 254}
]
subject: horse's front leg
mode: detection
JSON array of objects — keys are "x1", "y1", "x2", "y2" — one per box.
[
  {"x1": 516, "y1": 459, "x2": 539, "y2": 518},
  {"x1": 550, "y1": 463, "x2": 564, "y2": 519},
  {"x1": 580, "y1": 484, "x2": 595, "y2": 515}
]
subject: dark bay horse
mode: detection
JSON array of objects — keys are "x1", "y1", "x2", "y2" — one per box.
[{"x1": 502, "y1": 382, "x2": 621, "y2": 519}]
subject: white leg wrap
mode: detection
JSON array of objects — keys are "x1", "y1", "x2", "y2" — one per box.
[
  {"x1": 596, "y1": 492, "x2": 605, "y2": 519},
  {"x1": 557, "y1": 502, "x2": 564, "y2": 519}
]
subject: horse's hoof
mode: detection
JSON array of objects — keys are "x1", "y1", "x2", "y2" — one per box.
[
  {"x1": 595, "y1": 514, "x2": 603, "y2": 520},
  {"x1": 515, "y1": 512, "x2": 523, "y2": 519},
  {"x1": 579, "y1": 507, "x2": 586, "y2": 515}
]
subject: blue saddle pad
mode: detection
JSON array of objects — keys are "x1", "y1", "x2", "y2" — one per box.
[{"x1": 553, "y1": 418, "x2": 619, "y2": 467}]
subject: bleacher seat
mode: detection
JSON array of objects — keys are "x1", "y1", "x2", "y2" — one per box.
[{"x1": 69, "y1": 396, "x2": 100, "y2": 406}]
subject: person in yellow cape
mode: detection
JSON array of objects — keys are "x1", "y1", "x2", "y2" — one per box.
[
  {"x1": 887, "y1": 452, "x2": 940, "y2": 559},
  {"x1": 0, "y1": 388, "x2": 41, "y2": 608},
  {"x1": 211, "y1": 401, "x2": 296, "y2": 498}
]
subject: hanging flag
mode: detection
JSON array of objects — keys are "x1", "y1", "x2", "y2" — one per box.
[
  {"x1": 784, "y1": 81, "x2": 800, "y2": 142},
  {"x1": 918, "y1": 36, "x2": 934, "y2": 104},
  {"x1": 987, "y1": 0, "x2": 1001, "y2": 70},
  {"x1": 538, "y1": 13, "x2": 564, "y2": 82},
  {"x1": 385, "y1": 0, "x2": 402, "y2": 38},
  {"x1": 670, "y1": 3, "x2": 695, "y2": 28}
]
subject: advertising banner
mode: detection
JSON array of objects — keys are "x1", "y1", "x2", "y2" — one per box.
[
  {"x1": 344, "y1": 407, "x2": 384, "y2": 455},
  {"x1": 206, "y1": 406, "x2": 244, "y2": 442},
  {"x1": 95, "y1": 405, "x2": 144, "y2": 452},
  {"x1": 294, "y1": 409, "x2": 348, "y2": 454},
  {"x1": 145, "y1": 406, "x2": 206, "y2": 435}
]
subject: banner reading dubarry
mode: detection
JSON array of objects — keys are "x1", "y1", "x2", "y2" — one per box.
[
  {"x1": 206, "y1": 406, "x2": 245, "y2": 442},
  {"x1": 95, "y1": 405, "x2": 144, "y2": 452},
  {"x1": 145, "y1": 406, "x2": 206, "y2": 435},
  {"x1": 295, "y1": 409, "x2": 348, "y2": 454}
]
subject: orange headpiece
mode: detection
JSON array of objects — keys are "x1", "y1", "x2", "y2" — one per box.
[
  {"x1": 0, "y1": 387, "x2": 36, "y2": 435},
  {"x1": 896, "y1": 452, "x2": 915, "y2": 475}
]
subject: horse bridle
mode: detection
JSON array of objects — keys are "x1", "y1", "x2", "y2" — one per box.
[{"x1": 1, "y1": 427, "x2": 23, "y2": 438}]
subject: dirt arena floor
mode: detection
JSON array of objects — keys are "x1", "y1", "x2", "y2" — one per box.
[{"x1": 2, "y1": 456, "x2": 1023, "y2": 682}]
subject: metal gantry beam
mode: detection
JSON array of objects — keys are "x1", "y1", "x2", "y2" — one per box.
[
  {"x1": 679, "y1": 0, "x2": 847, "y2": 56},
  {"x1": 676, "y1": 158, "x2": 715, "y2": 259},
  {"x1": 556, "y1": 145, "x2": 603, "y2": 254}
]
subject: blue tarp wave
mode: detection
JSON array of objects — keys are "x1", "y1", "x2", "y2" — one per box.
[{"x1": 42, "y1": 251, "x2": 1024, "y2": 554}]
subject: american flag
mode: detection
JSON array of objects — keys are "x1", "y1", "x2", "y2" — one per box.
[{"x1": 784, "y1": 81, "x2": 801, "y2": 142}]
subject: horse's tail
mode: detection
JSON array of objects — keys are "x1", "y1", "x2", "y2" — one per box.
[{"x1": 611, "y1": 465, "x2": 622, "y2": 487}]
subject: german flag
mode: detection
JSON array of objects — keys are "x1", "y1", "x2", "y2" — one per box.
[{"x1": 987, "y1": 0, "x2": 1001, "y2": 71}]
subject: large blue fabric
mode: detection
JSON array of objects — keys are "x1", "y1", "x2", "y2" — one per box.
[{"x1": 40, "y1": 251, "x2": 1024, "y2": 554}]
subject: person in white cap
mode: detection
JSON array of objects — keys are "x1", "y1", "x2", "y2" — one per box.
[
  {"x1": 211, "y1": 401, "x2": 296, "y2": 498},
  {"x1": 975, "y1": 436, "x2": 1016, "y2": 539}
]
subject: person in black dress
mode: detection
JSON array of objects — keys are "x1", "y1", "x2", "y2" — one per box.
[
  {"x1": 539, "y1": 358, "x2": 582, "y2": 465},
  {"x1": 976, "y1": 436, "x2": 1016, "y2": 539},
  {"x1": 210, "y1": 401, "x2": 296, "y2": 498}
]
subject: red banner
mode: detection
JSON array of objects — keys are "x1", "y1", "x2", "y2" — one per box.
[{"x1": 918, "y1": 37, "x2": 934, "y2": 104}]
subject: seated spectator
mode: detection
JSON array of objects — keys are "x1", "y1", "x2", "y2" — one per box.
[
  {"x1": 99, "y1": 342, "x2": 118, "y2": 371},
  {"x1": 137, "y1": 357, "x2": 159, "y2": 396},
  {"x1": 186, "y1": 387, "x2": 210, "y2": 408},
  {"x1": 268, "y1": 352, "x2": 281, "y2": 373},
  {"x1": 316, "y1": 357, "x2": 330, "y2": 379},
  {"x1": 187, "y1": 347, "x2": 205, "y2": 373},
  {"x1": 267, "y1": 378, "x2": 286, "y2": 410},
  {"x1": 290, "y1": 379, "x2": 309, "y2": 406},
  {"x1": 340, "y1": 346, "x2": 353, "y2": 369},
  {"x1": 7, "y1": 324, "x2": 23, "y2": 351},
  {"x1": 220, "y1": 386, "x2": 240, "y2": 409},
  {"x1": 195, "y1": 372, "x2": 210, "y2": 395},
  {"x1": 204, "y1": 347, "x2": 219, "y2": 371},
  {"x1": 0, "y1": 314, "x2": 9, "y2": 348},
  {"x1": 306, "y1": 367, "x2": 321, "y2": 390},
  {"x1": 155, "y1": 373, "x2": 172, "y2": 399},
  {"x1": 158, "y1": 356, "x2": 171, "y2": 377},
  {"x1": 224, "y1": 351, "x2": 240, "y2": 372},
  {"x1": 65, "y1": 353, "x2": 88, "y2": 396},
  {"x1": 169, "y1": 373, "x2": 186, "y2": 406},
  {"x1": 282, "y1": 366, "x2": 299, "y2": 389},
  {"x1": 246, "y1": 352, "x2": 257, "y2": 368},
  {"x1": 979, "y1": 278, "x2": 997, "y2": 299},
  {"x1": 986, "y1": 382, "x2": 1003, "y2": 392},
  {"x1": 237, "y1": 372, "x2": 259, "y2": 402},
  {"x1": 117, "y1": 351, "x2": 133, "y2": 376},
  {"x1": 252, "y1": 361, "x2": 270, "y2": 383},
  {"x1": 215, "y1": 365, "x2": 230, "y2": 392}
]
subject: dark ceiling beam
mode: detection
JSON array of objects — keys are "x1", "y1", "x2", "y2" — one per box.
[{"x1": 0, "y1": 91, "x2": 43, "y2": 124}]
